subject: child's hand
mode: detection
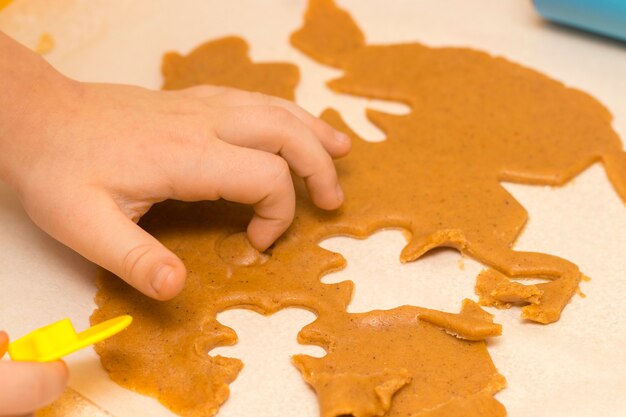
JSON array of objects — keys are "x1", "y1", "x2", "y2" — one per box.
[
  {"x1": 0, "y1": 331, "x2": 68, "y2": 415},
  {"x1": 0, "y1": 32, "x2": 351, "y2": 301}
]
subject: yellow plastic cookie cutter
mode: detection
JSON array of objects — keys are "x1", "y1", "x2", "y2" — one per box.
[{"x1": 8, "y1": 315, "x2": 132, "y2": 362}]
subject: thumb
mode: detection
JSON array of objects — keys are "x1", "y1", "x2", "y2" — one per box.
[
  {"x1": 27, "y1": 190, "x2": 186, "y2": 300},
  {"x1": 0, "y1": 332, "x2": 69, "y2": 415}
]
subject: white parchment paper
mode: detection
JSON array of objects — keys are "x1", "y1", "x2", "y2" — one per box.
[{"x1": 1, "y1": 1, "x2": 625, "y2": 416}]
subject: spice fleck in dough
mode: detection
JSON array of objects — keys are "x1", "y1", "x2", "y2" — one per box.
[{"x1": 92, "y1": 0, "x2": 626, "y2": 416}]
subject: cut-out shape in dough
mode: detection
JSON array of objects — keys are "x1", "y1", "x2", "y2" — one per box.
[
  {"x1": 93, "y1": 0, "x2": 626, "y2": 415},
  {"x1": 291, "y1": 0, "x2": 626, "y2": 324},
  {"x1": 320, "y1": 230, "x2": 482, "y2": 313},
  {"x1": 92, "y1": 197, "x2": 350, "y2": 417},
  {"x1": 93, "y1": 199, "x2": 504, "y2": 416}
]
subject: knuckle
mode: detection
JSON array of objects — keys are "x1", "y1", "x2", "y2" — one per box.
[
  {"x1": 187, "y1": 100, "x2": 211, "y2": 119},
  {"x1": 266, "y1": 155, "x2": 291, "y2": 185},
  {"x1": 249, "y1": 91, "x2": 272, "y2": 104},
  {"x1": 182, "y1": 110, "x2": 215, "y2": 143},
  {"x1": 183, "y1": 85, "x2": 214, "y2": 97},
  {"x1": 317, "y1": 118, "x2": 337, "y2": 139},
  {"x1": 258, "y1": 155, "x2": 294, "y2": 202},
  {"x1": 263, "y1": 105, "x2": 297, "y2": 124},
  {"x1": 198, "y1": 85, "x2": 237, "y2": 103},
  {"x1": 271, "y1": 213, "x2": 293, "y2": 232},
  {"x1": 213, "y1": 85, "x2": 238, "y2": 97},
  {"x1": 121, "y1": 243, "x2": 155, "y2": 282}
]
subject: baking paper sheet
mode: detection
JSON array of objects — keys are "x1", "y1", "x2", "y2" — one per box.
[{"x1": 1, "y1": 1, "x2": 625, "y2": 416}]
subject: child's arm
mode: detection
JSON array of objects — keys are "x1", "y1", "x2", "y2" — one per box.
[
  {"x1": 0, "y1": 31, "x2": 350, "y2": 300},
  {"x1": 0, "y1": 31, "x2": 349, "y2": 413}
]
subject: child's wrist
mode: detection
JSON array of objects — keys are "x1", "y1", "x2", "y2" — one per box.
[{"x1": 0, "y1": 32, "x2": 81, "y2": 188}]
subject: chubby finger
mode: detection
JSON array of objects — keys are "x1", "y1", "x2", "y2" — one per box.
[
  {"x1": 27, "y1": 191, "x2": 186, "y2": 300},
  {"x1": 181, "y1": 86, "x2": 351, "y2": 158},
  {"x1": 169, "y1": 140, "x2": 295, "y2": 251},
  {"x1": 0, "y1": 359, "x2": 68, "y2": 415},
  {"x1": 208, "y1": 105, "x2": 343, "y2": 210}
]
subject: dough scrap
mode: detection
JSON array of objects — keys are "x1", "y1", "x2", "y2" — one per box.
[
  {"x1": 93, "y1": 0, "x2": 626, "y2": 416},
  {"x1": 475, "y1": 268, "x2": 543, "y2": 309}
]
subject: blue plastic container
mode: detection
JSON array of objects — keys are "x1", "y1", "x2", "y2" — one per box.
[{"x1": 534, "y1": 0, "x2": 626, "y2": 42}]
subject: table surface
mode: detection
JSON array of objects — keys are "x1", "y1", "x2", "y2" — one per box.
[{"x1": 1, "y1": 1, "x2": 625, "y2": 416}]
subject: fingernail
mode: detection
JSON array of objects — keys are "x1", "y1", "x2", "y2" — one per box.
[
  {"x1": 336, "y1": 184, "x2": 344, "y2": 202},
  {"x1": 152, "y1": 264, "x2": 173, "y2": 295},
  {"x1": 334, "y1": 130, "x2": 350, "y2": 143}
]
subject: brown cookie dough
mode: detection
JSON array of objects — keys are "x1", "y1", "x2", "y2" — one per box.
[
  {"x1": 93, "y1": 198, "x2": 504, "y2": 416},
  {"x1": 161, "y1": 36, "x2": 299, "y2": 100},
  {"x1": 93, "y1": 0, "x2": 625, "y2": 416},
  {"x1": 292, "y1": 0, "x2": 626, "y2": 323},
  {"x1": 294, "y1": 300, "x2": 505, "y2": 417},
  {"x1": 95, "y1": 35, "x2": 509, "y2": 413}
]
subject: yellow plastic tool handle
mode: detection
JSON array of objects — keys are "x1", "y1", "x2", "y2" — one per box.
[{"x1": 8, "y1": 315, "x2": 132, "y2": 362}]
